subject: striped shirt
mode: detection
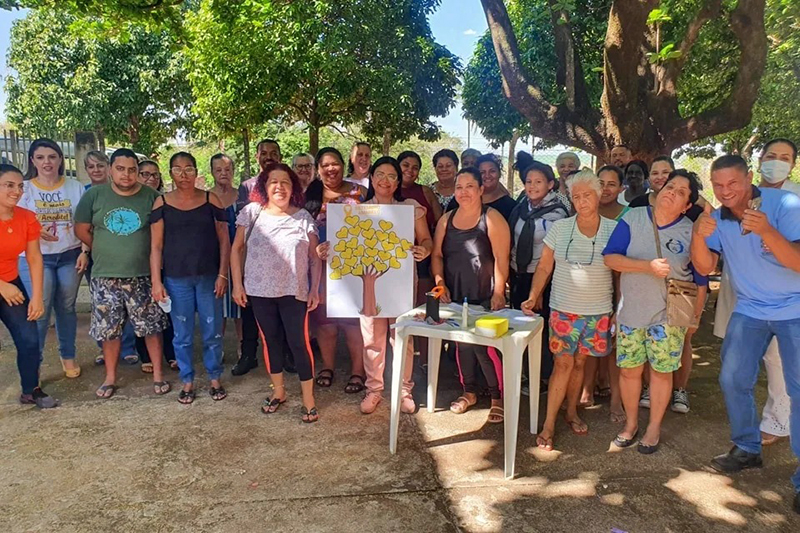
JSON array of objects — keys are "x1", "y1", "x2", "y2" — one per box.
[{"x1": 543, "y1": 216, "x2": 616, "y2": 315}]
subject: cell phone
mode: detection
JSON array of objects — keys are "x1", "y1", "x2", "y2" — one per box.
[{"x1": 741, "y1": 196, "x2": 762, "y2": 235}]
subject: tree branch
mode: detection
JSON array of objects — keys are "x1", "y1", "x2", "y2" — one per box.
[
  {"x1": 665, "y1": 0, "x2": 767, "y2": 147},
  {"x1": 546, "y1": 1, "x2": 589, "y2": 112}
]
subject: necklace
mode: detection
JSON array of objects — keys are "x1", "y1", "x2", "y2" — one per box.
[{"x1": 0, "y1": 217, "x2": 13, "y2": 233}]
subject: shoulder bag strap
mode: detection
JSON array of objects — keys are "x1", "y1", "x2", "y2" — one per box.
[{"x1": 650, "y1": 206, "x2": 662, "y2": 260}]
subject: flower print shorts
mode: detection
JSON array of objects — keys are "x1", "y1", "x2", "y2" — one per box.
[
  {"x1": 616, "y1": 323, "x2": 686, "y2": 373},
  {"x1": 548, "y1": 310, "x2": 612, "y2": 358}
]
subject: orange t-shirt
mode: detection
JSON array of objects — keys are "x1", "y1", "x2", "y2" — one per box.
[{"x1": 0, "y1": 207, "x2": 42, "y2": 282}]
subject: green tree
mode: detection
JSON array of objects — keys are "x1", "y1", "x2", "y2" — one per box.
[
  {"x1": 474, "y1": 0, "x2": 769, "y2": 161},
  {"x1": 4, "y1": 9, "x2": 191, "y2": 154},
  {"x1": 185, "y1": 0, "x2": 460, "y2": 155}
]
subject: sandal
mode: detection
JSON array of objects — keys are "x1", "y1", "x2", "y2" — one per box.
[
  {"x1": 122, "y1": 354, "x2": 139, "y2": 365},
  {"x1": 209, "y1": 386, "x2": 227, "y2": 401},
  {"x1": 60, "y1": 358, "x2": 81, "y2": 379},
  {"x1": 565, "y1": 416, "x2": 589, "y2": 436},
  {"x1": 344, "y1": 374, "x2": 366, "y2": 394},
  {"x1": 95, "y1": 354, "x2": 105, "y2": 366},
  {"x1": 449, "y1": 395, "x2": 477, "y2": 414},
  {"x1": 595, "y1": 385, "x2": 611, "y2": 398},
  {"x1": 141, "y1": 362, "x2": 154, "y2": 374},
  {"x1": 153, "y1": 381, "x2": 171, "y2": 395},
  {"x1": 178, "y1": 389, "x2": 196, "y2": 404},
  {"x1": 261, "y1": 396, "x2": 286, "y2": 414},
  {"x1": 168, "y1": 360, "x2": 178, "y2": 371},
  {"x1": 536, "y1": 434, "x2": 554, "y2": 451},
  {"x1": 95, "y1": 384, "x2": 118, "y2": 399},
  {"x1": 487, "y1": 406, "x2": 504, "y2": 424},
  {"x1": 301, "y1": 406, "x2": 319, "y2": 423},
  {"x1": 315, "y1": 369, "x2": 334, "y2": 388}
]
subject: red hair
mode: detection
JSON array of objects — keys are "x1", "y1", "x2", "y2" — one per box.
[{"x1": 249, "y1": 162, "x2": 305, "y2": 208}]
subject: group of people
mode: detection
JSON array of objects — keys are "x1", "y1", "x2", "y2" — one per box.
[{"x1": 1, "y1": 136, "x2": 799, "y2": 513}]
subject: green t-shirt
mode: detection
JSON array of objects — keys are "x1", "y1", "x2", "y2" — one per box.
[{"x1": 74, "y1": 183, "x2": 160, "y2": 279}]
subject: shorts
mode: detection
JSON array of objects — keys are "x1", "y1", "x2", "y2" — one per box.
[
  {"x1": 548, "y1": 310, "x2": 612, "y2": 358},
  {"x1": 616, "y1": 323, "x2": 686, "y2": 373},
  {"x1": 90, "y1": 277, "x2": 169, "y2": 341}
]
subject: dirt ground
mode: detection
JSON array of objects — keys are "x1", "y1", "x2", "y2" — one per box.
[{"x1": 1, "y1": 288, "x2": 799, "y2": 533}]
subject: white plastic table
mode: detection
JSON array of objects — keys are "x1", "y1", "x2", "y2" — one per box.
[{"x1": 388, "y1": 303, "x2": 544, "y2": 479}]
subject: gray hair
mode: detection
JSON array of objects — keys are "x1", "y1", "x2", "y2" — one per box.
[
  {"x1": 556, "y1": 151, "x2": 581, "y2": 167},
  {"x1": 461, "y1": 148, "x2": 481, "y2": 160},
  {"x1": 84, "y1": 150, "x2": 108, "y2": 166},
  {"x1": 567, "y1": 168, "x2": 602, "y2": 196},
  {"x1": 292, "y1": 152, "x2": 315, "y2": 167}
]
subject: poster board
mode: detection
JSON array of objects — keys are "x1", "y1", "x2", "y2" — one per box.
[{"x1": 326, "y1": 203, "x2": 415, "y2": 318}]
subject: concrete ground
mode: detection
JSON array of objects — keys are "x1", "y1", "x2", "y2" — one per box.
[{"x1": 1, "y1": 288, "x2": 799, "y2": 532}]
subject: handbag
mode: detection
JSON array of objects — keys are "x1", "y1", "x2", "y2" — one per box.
[{"x1": 651, "y1": 210, "x2": 699, "y2": 328}]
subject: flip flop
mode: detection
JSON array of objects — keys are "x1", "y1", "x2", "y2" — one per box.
[
  {"x1": 60, "y1": 359, "x2": 81, "y2": 379},
  {"x1": 315, "y1": 369, "x2": 334, "y2": 388},
  {"x1": 178, "y1": 389, "x2": 195, "y2": 404},
  {"x1": 209, "y1": 386, "x2": 227, "y2": 401},
  {"x1": 95, "y1": 384, "x2": 118, "y2": 399},
  {"x1": 153, "y1": 381, "x2": 171, "y2": 395},
  {"x1": 595, "y1": 386, "x2": 611, "y2": 398},
  {"x1": 565, "y1": 417, "x2": 589, "y2": 436},
  {"x1": 122, "y1": 354, "x2": 139, "y2": 365},
  {"x1": 536, "y1": 434, "x2": 554, "y2": 451},
  {"x1": 141, "y1": 363, "x2": 154, "y2": 374},
  {"x1": 261, "y1": 396, "x2": 286, "y2": 414},
  {"x1": 301, "y1": 406, "x2": 319, "y2": 423}
]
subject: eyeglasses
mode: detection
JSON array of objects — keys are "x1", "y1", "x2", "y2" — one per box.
[
  {"x1": 294, "y1": 164, "x2": 313, "y2": 171},
  {"x1": 170, "y1": 167, "x2": 197, "y2": 177},
  {"x1": 564, "y1": 220, "x2": 596, "y2": 266},
  {"x1": 373, "y1": 172, "x2": 398, "y2": 183},
  {"x1": 0, "y1": 182, "x2": 24, "y2": 192},
  {"x1": 139, "y1": 171, "x2": 160, "y2": 179}
]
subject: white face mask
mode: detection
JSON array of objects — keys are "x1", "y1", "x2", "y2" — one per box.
[{"x1": 760, "y1": 159, "x2": 792, "y2": 184}]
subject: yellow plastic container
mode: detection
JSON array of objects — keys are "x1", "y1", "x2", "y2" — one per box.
[{"x1": 475, "y1": 316, "x2": 509, "y2": 338}]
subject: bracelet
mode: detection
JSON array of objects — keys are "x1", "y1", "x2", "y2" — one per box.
[
  {"x1": 218, "y1": 274, "x2": 228, "y2": 280},
  {"x1": 81, "y1": 250, "x2": 91, "y2": 255}
]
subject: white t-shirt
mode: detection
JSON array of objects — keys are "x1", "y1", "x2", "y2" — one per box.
[
  {"x1": 345, "y1": 175, "x2": 370, "y2": 189},
  {"x1": 18, "y1": 177, "x2": 84, "y2": 255},
  {"x1": 543, "y1": 216, "x2": 617, "y2": 315}
]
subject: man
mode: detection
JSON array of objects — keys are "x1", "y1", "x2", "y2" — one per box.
[
  {"x1": 692, "y1": 154, "x2": 800, "y2": 515},
  {"x1": 74, "y1": 148, "x2": 171, "y2": 398},
  {"x1": 292, "y1": 152, "x2": 316, "y2": 191},
  {"x1": 236, "y1": 139, "x2": 281, "y2": 211},
  {"x1": 610, "y1": 144, "x2": 632, "y2": 168},
  {"x1": 460, "y1": 148, "x2": 481, "y2": 169}
]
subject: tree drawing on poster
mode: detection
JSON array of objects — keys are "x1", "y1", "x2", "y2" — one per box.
[{"x1": 326, "y1": 203, "x2": 414, "y2": 318}]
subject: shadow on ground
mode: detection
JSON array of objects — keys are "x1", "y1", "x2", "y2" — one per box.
[{"x1": 0, "y1": 289, "x2": 798, "y2": 532}]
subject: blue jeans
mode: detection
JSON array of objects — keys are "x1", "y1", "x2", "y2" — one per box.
[
  {"x1": 720, "y1": 312, "x2": 800, "y2": 491},
  {"x1": 0, "y1": 278, "x2": 42, "y2": 393},
  {"x1": 164, "y1": 275, "x2": 223, "y2": 383},
  {"x1": 18, "y1": 247, "x2": 82, "y2": 360}
]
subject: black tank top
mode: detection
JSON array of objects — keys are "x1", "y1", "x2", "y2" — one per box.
[
  {"x1": 442, "y1": 206, "x2": 494, "y2": 305},
  {"x1": 151, "y1": 192, "x2": 226, "y2": 278}
]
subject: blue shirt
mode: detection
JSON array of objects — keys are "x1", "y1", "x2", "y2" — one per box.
[{"x1": 705, "y1": 187, "x2": 800, "y2": 320}]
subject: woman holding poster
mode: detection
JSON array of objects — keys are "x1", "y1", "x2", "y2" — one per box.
[{"x1": 431, "y1": 168, "x2": 510, "y2": 424}]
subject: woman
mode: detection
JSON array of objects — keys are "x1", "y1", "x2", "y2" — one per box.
[
  {"x1": 150, "y1": 152, "x2": 231, "y2": 403},
  {"x1": 305, "y1": 147, "x2": 367, "y2": 394},
  {"x1": 447, "y1": 154, "x2": 517, "y2": 221},
  {"x1": 597, "y1": 165, "x2": 628, "y2": 221},
  {"x1": 232, "y1": 162, "x2": 321, "y2": 422},
  {"x1": 555, "y1": 152, "x2": 580, "y2": 210},
  {"x1": 521, "y1": 170, "x2": 616, "y2": 450},
  {"x1": 602, "y1": 171, "x2": 705, "y2": 454},
  {"x1": 18, "y1": 138, "x2": 87, "y2": 379},
  {"x1": 431, "y1": 168, "x2": 510, "y2": 424},
  {"x1": 346, "y1": 142, "x2": 372, "y2": 189},
  {"x1": 210, "y1": 153, "x2": 243, "y2": 353},
  {"x1": 337, "y1": 157, "x2": 432, "y2": 414},
  {"x1": 619, "y1": 160, "x2": 649, "y2": 205},
  {"x1": 430, "y1": 149, "x2": 459, "y2": 211},
  {"x1": 138, "y1": 160, "x2": 164, "y2": 191},
  {"x1": 84, "y1": 150, "x2": 109, "y2": 189},
  {"x1": 0, "y1": 164, "x2": 57, "y2": 408}
]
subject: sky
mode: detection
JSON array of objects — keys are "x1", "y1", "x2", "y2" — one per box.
[{"x1": 0, "y1": 1, "x2": 493, "y2": 151}]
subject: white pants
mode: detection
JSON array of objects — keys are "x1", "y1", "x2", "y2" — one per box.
[{"x1": 714, "y1": 267, "x2": 790, "y2": 437}]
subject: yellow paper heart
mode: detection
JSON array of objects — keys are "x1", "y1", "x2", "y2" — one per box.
[
  {"x1": 364, "y1": 237, "x2": 378, "y2": 248},
  {"x1": 358, "y1": 220, "x2": 373, "y2": 230},
  {"x1": 354, "y1": 245, "x2": 365, "y2": 257},
  {"x1": 376, "y1": 230, "x2": 388, "y2": 241},
  {"x1": 346, "y1": 237, "x2": 358, "y2": 249},
  {"x1": 374, "y1": 261, "x2": 388, "y2": 273},
  {"x1": 344, "y1": 256, "x2": 357, "y2": 267},
  {"x1": 389, "y1": 257, "x2": 401, "y2": 269},
  {"x1": 362, "y1": 229, "x2": 375, "y2": 240},
  {"x1": 333, "y1": 241, "x2": 346, "y2": 252},
  {"x1": 388, "y1": 232, "x2": 399, "y2": 244},
  {"x1": 395, "y1": 248, "x2": 408, "y2": 259},
  {"x1": 335, "y1": 227, "x2": 349, "y2": 240},
  {"x1": 352, "y1": 265, "x2": 364, "y2": 276},
  {"x1": 341, "y1": 248, "x2": 353, "y2": 259},
  {"x1": 379, "y1": 220, "x2": 393, "y2": 231},
  {"x1": 345, "y1": 215, "x2": 360, "y2": 227},
  {"x1": 362, "y1": 256, "x2": 375, "y2": 267},
  {"x1": 378, "y1": 251, "x2": 391, "y2": 262},
  {"x1": 341, "y1": 265, "x2": 352, "y2": 275},
  {"x1": 331, "y1": 256, "x2": 342, "y2": 268},
  {"x1": 400, "y1": 239, "x2": 412, "y2": 251},
  {"x1": 348, "y1": 226, "x2": 361, "y2": 237},
  {"x1": 365, "y1": 248, "x2": 378, "y2": 257},
  {"x1": 329, "y1": 269, "x2": 342, "y2": 280},
  {"x1": 380, "y1": 240, "x2": 394, "y2": 252}
]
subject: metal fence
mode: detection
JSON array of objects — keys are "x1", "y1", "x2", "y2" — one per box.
[{"x1": 0, "y1": 129, "x2": 79, "y2": 177}]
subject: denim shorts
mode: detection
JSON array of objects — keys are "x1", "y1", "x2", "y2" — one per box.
[{"x1": 548, "y1": 310, "x2": 612, "y2": 358}]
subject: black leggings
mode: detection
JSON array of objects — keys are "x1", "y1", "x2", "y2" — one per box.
[
  {"x1": 456, "y1": 343, "x2": 502, "y2": 400},
  {"x1": 250, "y1": 295, "x2": 313, "y2": 381}
]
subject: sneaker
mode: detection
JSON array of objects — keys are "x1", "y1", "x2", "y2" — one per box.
[
  {"x1": 639, "y1": 387, "x2": 651, "y2": 409},
  {"x1": 671, "y1": 388, "x2": 690, "y2": 413},
  {"x1": 360, "y1": 391, "x2": 382, "y2": 414},
  {"x1": 400, "y1": 391, "x2": 416, "y2": 414},
  {"x1": 19, "y1": 387, "x2": 59, "y2": 409}
]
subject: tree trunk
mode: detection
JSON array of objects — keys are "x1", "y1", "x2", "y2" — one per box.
[
  {"x1": 308, "y1": 101, "x2": 321, "y2": 155},
  {"x1": 507, "y1": 129, "x2": 520, "y2": 194},
  {"x1": 242, "y1": 128, "x2": 251, "y2": 180},
  {"x1": 361, "y1": 275, "x2": 378, "y2": 317},
  {"x1": 382, "y1": 128, "x2": 391, "y2": 156}
]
